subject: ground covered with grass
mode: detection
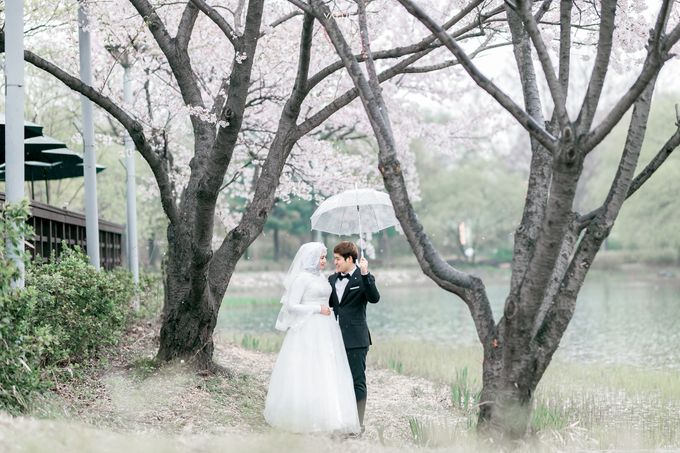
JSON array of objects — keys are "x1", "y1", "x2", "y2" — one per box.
[
  {"x1": 0, "y1": 319, "x2": 467, "y2": 452},
  {"x1": 2, "y1": 264, "x2": 679, "y2": 451}
]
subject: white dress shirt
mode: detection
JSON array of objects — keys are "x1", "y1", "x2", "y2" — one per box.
[{"x1": 334, "y1": 265, "x2": 357, "y2": 303}]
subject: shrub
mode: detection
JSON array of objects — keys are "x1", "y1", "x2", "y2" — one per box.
[
  {"x1": 0, "y1": 201, "x2": 55, "y2": 413},
  {"x1": 26, "y1": 246, "x2": 135, "y2": 364}
]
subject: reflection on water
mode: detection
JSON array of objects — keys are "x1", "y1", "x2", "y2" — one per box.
[{"x1": 217, "y1": 270, "x2": 680, "y2": 369}]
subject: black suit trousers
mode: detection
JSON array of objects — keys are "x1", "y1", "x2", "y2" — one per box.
[{"x1": 346, "y1": 346, "x2": 368, "y2": 401}]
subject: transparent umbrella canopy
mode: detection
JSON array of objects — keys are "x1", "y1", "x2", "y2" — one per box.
[{"x1": 311, "y1": 187, "x2": 399, "y2": 258}]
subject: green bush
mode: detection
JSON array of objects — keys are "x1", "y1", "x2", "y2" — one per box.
[
  {"x1": 2, "y1": 201, "x2": 138, "y2": 413},
  {"x1": 135, "y1": 272, "x2": 164, "y2": 321},
  {"x1": 0, "y1": 201, "x2": 55, "y2": 413},
  {"x1": 26, "y1": 246, "x2": 135, "y2": 364}
]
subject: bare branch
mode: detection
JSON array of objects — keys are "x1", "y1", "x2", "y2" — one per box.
[
  {"x1": 518, "y1": 0, "x2": 570, "y2": 129},
  {"x1": 558, "y1": 0, "x2": 572, "y2": 97},
  {"x1": 129, "y1": 0, "x2": 205, "y2": 110},
  {"x1": 578, "y1": 120, "x2": 680, "y2": 229},
  {"x1": 305, "y1": 0, "x2": 496, "y2": 343},
  {"x1": 10, "y1": 44, "x2": 180, "y2": 224},
  {"x1": 190, "y1": 0, "x2": 239, "y2": 47},
  {"x1": 304, "y1": 0, "x2": 499, "y2": 93},
  {"x1": 533, "y1": 77, "x2": 658, "y2": 381},
  {"x1": 574, "y1": 0, "x2": 617, "y2": 135},
  {"x1": 176, "y1": 1, "x2": 200, "y2": 50},
  {"x1": 267, "y1": 11, "x2": 303, "y2": 31},
  {"x1": 504, "y1": 3, "x2": 553, "y2": 300},
  {"x1": 583, "y1": 17, "x2": 678, "y2": 151},
  {"x1": 402, "y1": 39, "x2": 508, "y2": 73},
  {"x1": 395, "y1": 0, "x2": 557, "y2": 151}
]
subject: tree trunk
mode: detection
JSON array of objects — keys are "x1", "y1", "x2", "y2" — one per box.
[
  {"x1": 273, "y1": 227, "x2": 280, "y2": 261},
  {"x1": 477, "y1": 361, "x2": 535, "y2": 440},
  {"x1": 156, "y1": 226, "x2": 223, "y2": 369}
]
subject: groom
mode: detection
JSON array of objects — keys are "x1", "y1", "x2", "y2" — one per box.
[{"x1": 329, "y1": 241, "x2": 380, "y2": 434}]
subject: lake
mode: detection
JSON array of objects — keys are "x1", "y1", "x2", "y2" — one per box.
[{"x1": 217, "y1": 269, "x2": 680, "y2": 369}]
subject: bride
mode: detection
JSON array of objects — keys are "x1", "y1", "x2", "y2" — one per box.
[{"x1": 264, "y1": 242, "x2": 360, "y2": 434}]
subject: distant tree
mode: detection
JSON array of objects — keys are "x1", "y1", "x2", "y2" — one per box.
[
  {"x1": 417, "y1": 148, "x2": 525, "y2": 261},
  {"x1": 264, "y1": 198, "x2": 316, "y2": 260}
]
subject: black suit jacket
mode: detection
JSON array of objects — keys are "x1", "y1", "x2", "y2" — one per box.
[{"x1": 328, "y1": 267, "x2": 380, "y2": 349}]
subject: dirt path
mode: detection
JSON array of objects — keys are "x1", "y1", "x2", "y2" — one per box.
[{"x1": 215, "y1": 341, "x2": 461, "y2": 444}]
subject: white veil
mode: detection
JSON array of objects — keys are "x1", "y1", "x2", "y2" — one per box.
[{"x1": 275, "y1": 242, "x2": 326, "y2": 331}]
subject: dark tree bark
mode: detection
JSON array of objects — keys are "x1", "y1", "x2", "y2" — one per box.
[
  {"x1": 273, "y1": 228, "x2": 280, "y2": 262},
  {"x1": 300, "y1": 0, "x2": 680, "y2": 439}
]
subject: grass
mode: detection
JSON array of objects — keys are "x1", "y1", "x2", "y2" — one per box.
[
  {"x1": 222, "y1": 296, "x2": 280, "y2": 307},
  {"x1": 450, "y1": 367, "x2": 480, "y2": 412},
  {"x1": 368, "y1": 338, "x2": 680, "y2": 449},
  {"x1": 230, "y1": 332, "x2": 283, "y2": 354},
  {"x1": 5, "y1": 326, "x2": 680, "y2": 451},
  {"x1": 228, "y1": 332, "x2": 680, "y2": 448},
  {"x1": 128, "y1": 357, "x2": 160, "y2": 381}
]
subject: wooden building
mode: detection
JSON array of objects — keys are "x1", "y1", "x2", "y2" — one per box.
[{"x1": 1, "y1": 192, "x2": 124, "y2": 270}]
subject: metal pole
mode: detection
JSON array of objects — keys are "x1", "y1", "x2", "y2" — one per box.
[
  {"x1": 123, "y1": 63, "x2": 140, "y2": 287},
  {"x1": 78, "y1": 1, "x2": 100, "y2": 270},
  {"x1": 5, "y1": 0, "x2": 26, "y2": 287}
]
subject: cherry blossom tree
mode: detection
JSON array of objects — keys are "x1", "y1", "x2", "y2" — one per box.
[
  {"x1": 294, "y1": 0, "x2": 680, "y2": 439},
  {"x1": 1, "y1": 0, "x2": 508, "y2": 369}
]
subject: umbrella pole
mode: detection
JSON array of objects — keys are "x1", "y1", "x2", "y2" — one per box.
[
  {"x1": 355, "y1": 183, "x2": 364, "y2": 260},
  {"x1": 45, "y1": 180, "x2": 50, "y2": 205},
  {"x1": 356, "y1": 204, "x2": 364, "y2": 260},
  {"x1": 30, "y1": 179, "x2": 35, "y2": 200}
]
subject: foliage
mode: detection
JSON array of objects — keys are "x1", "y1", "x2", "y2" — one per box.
[
  {"x1": 134, "y1": 272, "x2": 164, "y2": 321},
  {"x1": 26, "y1": 246, "x2": 135, "y2": 364},
  {"x1": 582, "y1": 94, "x2": 680, "y2": 261},
  {"x1": 416, "y1": 145, "x2": 525, "y2": 260},
  {"x1": 0, "y1": 201, "x2": 58, "y2": 414},
  {"x1": 1, "y1": 204, "x2": 136, "y2": 413}
]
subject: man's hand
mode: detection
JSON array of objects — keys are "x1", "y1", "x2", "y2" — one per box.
[
  {"x1": 359, "y1": 256, "x2": 369, "y2": 275},
  {"x1": 320, "y1": 305, "x2": 332, "y2": 316}
]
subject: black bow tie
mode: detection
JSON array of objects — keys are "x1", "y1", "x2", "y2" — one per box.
[{"x1": 337, "y1": 273, "x2": 350, "y2": 280}]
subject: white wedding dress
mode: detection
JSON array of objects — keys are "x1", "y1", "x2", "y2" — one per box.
[{"x1": 264, "y1": 271, "x2": 360, "y2": 434}]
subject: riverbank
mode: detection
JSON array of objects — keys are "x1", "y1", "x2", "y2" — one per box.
[{"x1": 226, "y1": 260, "x2": 679, "y2": 292}]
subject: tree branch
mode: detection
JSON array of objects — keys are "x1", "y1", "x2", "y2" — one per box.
[
  {"x1": 304, "y1": 0, "x2": 500, "y2": 94},
  {"x1": 532, "y1": 76, "x2": 658, "y2": 382},
  {"x1": 190, "y1": 0, "x2": 239, "y2": 47},
  {"x1": 558, "y1": 0, "x2": 572, "y2": 97},
  {"x1": 209, "y1": 11, "x2": 316, "y2": 289},
  {"x1": 574, "y1": 0, "x2": 617, "y2": 135},
  {"x1": 504, "y1": 4, "x2": 552, "y2": 300},
  {"x1": 9, "y1": 44, "x2": 180, "y2": 224},
  {"x1": 518, "y1": 0, "x2": 570, "y2": 129},
  {"x1": 583, "y1": 2, "x2": 678, "y2": 150},
  {"x1": 306, "y1": 0, "x2": 496, "y2": 343},
  {"x1": 578, "y1": 115, "x2": 680, "y2": 229},
  {"x1": 129, "y1": 0, "x2": 205, "y2": 110},
  {"x1": 176, "y1": 1, "x2": 200, "y2": 51},
  {"x1": 395, "y1": 0, "x2": 557, "y2": 151}
]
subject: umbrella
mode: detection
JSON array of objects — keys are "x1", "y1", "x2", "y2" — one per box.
[
  {"x1": 310, "y1": 187, "x2": 399, "y2": 258},
  {"x1": 0, "y1": 148, "x2": 105, "y2": 203},
  {"x1": 0, "y1": 135, "x2": 70, "y2": 164},
  {"x1": 0, "y1": 112, "x2": 44, "y2": 145}
]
